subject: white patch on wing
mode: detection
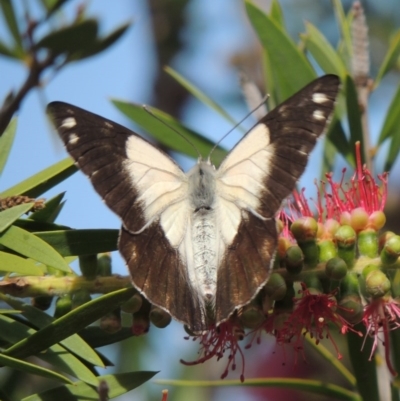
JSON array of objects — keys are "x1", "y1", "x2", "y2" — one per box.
[
  {"x1": 312, "y1": 110, "x2": 325, "y2": 121},
  {"x1": 124, "y1": 135, "x2": 190, "y2": 243},
  {"x1": 312, "y1": 93, "x2": 329, "y2": 104},
  {"x1": 61, "y1": 117, "x2": 77, "y2": 129},
  {"x1": 215, "y1": 123, "x2": 272, "y2": 232},
  {"x1": 68, "y1": 133, "x2": 79, "y2": 145}
]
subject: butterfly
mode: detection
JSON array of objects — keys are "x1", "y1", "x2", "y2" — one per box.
[{"x1": 47, "y1": 74, "x2": 340, "y2": 332}]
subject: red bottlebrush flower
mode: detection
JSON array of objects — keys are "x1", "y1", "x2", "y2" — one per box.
[
  {"x1": 181, "y1": 319, "x2": 246, "y2": 382},
  {"x1": 362, "y1": 297, "x2": 400, "y2": 376},
  {"x1": 278, "y1": 283, "x2": 354, "y2": 359},
  {"x1": 322, "y1": 142, "x2": 387, "y2": 230},
  {"x1": 286, "y1": 142, "x2": 387, "y2": 235}
]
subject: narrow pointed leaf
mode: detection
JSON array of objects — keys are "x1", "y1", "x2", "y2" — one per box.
[
  {"x1": 0, "y1": 203, "x2": 34, "y2": 232},
  {"x1": 245, "y1": 0, "x2": 315, "y2": 103},
  {"x1": 112, "y1": 99, "x2": 227, "y2": 164},
  {"x1": 375, "y1": 31, "x2": 400, "y2": 86},
  {"x1": 34, "y1": 229, "x2": 119, "y2": 256},
  {"x1": 0, "y1": 0, "x2": 23, "y2": 52},
  {"x1": 3, "y1": 288, "x2": 136, "y2": 359},
  {"x1": 0, "y1": 225, "x2": 71, "y2": 272},
  {"x1": 0, "y1": 39, "x2": 20, "y2": 58},
  {"x1": 22, "y1": 371, "x2": 158, "y2": 401},
  {"x1": 332, "y1": 0, "x2": 352, "y2": 63},
  {"x1": 378, "y1": 84, "x2": 400, "y2": 145},
  {"x1": 0, "y1": 251, "x2": 44, "y2": 275},
  {"x1": 0, "y1": 314, "x2": 99, "y2": 386},
  {"x1": 302, "y1": 22, "x2": 347, "y2": 78},
  {"x1": 68, "y1": 21, "x2": 132, "y2": 61},
  {"x1": 0, "y1": 157, "x2": 77, "y2": 198},
  {"x1": 165, "y1": 66, "x2": 240, "y2": 128},
  {"x1": 0, "y1": 118, "x2": 17, "y2": 172},
  {"x1": 29, "y1": 192, "x2": 65, "y2": 223},
  {"x1": 155, "y1": 378, "x2": 360, "y2": 400},
  {"x1": 345, "y1": 75, "x2": 363, "y2": 147},
  {"x1": 269, "y1": 0, "x2": 284, "y2": 26},
  {"x1": 0, "y1": 353, "x2": 72, "y2": 384},
  {"x1": 36, "y1": 20, "x2": 98, "y2": 55},
  {"x1": 326, "y1": 117, "x2": 353, "y2": 166},
  {"x1": 2, "y1": 296, "x2": 104, "y2": 367}
]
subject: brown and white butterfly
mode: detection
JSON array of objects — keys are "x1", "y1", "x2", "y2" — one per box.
[{"x1": 47, "y1": 74, "x2": 340, "y2": 332}]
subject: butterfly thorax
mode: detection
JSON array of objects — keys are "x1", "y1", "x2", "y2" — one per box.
[{"x1": 186, "y1": 161, "x2": 218, "y2": 302}]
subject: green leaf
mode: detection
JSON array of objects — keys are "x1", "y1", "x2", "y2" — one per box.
[
  {"x1": 269, "y1": 0, "x2": 284, "y2": 26},
  {"x1": 22, "y1": 371, "x2": 158, "y2": 401},
  {"x1": 0, "y1": 157, "x2": 77, "y2": 198},
  {"x1": 0, "y1": 117, "x2": 17, "y2": 172},
  {"x1": 0, "y1": 203, "x2": 34, "y2": 232},
  {"x1": 36, "y1": 20, "x2": 98, "y2": 56},
  {"x1": 0, "y1": 0, "x2": 23, "y2": 53},
  {"x1": 326, "y1": 117, "x2": 353, "y2": 167},
  {"x1": 3, "y1": 288, "x2": 137, "y2": 361},
  {"x1": 0, "y1": 352, "x2": 72, "y2": 384},
  {"x1": 0, "y1": 38, "x2": 21, "y2": 58},
  {"x1": 301, "y1": 22, "x2": 347, "y2": 78},
  {"x1": 379, "y1": 83, "x2": 400, "y2": 145},
  {"x1": 112, "y1": 99, "x2": 227, "y2": 165},
  {"x1": 35, "y1": 229, "x2": 119, "y2": 256},
  {"x1": 0, "y1": 225, "x2": 71, "y2": 273},
  {"x1": 345, "y1": 75, "x2": 363, "y2": 147},
  {"x1": 80, "y1": 326, "x2": 133, "y2": 348},
  {"x1": 13, "y1": 218, "x2": 70, "y2": 232},
  {"x1": 68, "y1": 21, "x2": 132, "y2": 61},
  {"x1": 245, "y1": 0, "x2": 316, "y2": 104},
  {"x1": 375, "y1": 30, "x2": 400, "y2": 87},
  {"x1": 29, "y1": 192, "x2": 65, "y2": 223},
  {"x1": 332, "y1": 0, "x2": 352, "y2": 65},
  {"x1": 156, "y1": 378, "x2": 361, "y2": 400},
  {"x1": 384, "y1": 124, "x2": 400, "y2": 172},
  {"x1": 0, "y1": 314, "x2": 100, "y2": 386},
  {"x1": 2, "y1": 296, "x2": 104, "y2": 368},
  {"x1": 0, "y1": 251, "x2": 44, "y2": 275},
  {"x1": 165, "y1": 66, "x2": 240, "y2": 128}
]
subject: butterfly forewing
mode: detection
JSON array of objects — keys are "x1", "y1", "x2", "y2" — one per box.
[{"x1": 47, "y1": 74, "x2": 340, "y2": 332}]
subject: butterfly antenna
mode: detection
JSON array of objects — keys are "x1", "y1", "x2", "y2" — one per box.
[
  {"x1": 143, "y1": 105, "x2": 202, "y2": 160},
  {"x1": 208, "y1": 93, "x2": 269, "y2": 163}
]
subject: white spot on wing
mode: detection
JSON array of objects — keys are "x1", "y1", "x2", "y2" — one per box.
[
  {"x1": 312, "y1": 110, "x2": 325, "y2": 121},
  {"x1": 68, "y1": 133, "x2": 79, "y2": 144},
  {"x1": 105, "y1": 121, "x2": 113, "y2": 128},
  {"x1": 312, "y1": 93, "x2": 329, "y2": 104},
  {"x1": 61, "y1": 117, "x2": 77, "y2": 129}
]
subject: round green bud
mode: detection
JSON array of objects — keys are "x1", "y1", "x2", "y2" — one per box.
[
  {"x1": 290, "y1": 217, "x2": 318, "y2": 242},
  {"x1": 318, "y1": 239, "x2": 337, "y2": 262},
  {"x1": 365, "y1": 270, "x2": 391, "y2": 298},
  {"x1": 239, "y1": 304, "x2": 265, "y2": 329},
  {"x1": 285, "y1": 245, "x2": 304, "y2": 274},
  {"x1": 264, "y1": 272, "x2": 287, "y2": 300},
  {"x1": 121, "y1": 293, "x2": 143, "y2": 314},
  {"x1": 337, "y1": 294, "x2": 363, "y2": 324},
  {"x1": 381, "y1": 235, "x2": 400, "y2": 265},
  {"x1": 54, "y1": 295, "x2": 72, "y2": 318},
  {"x1": 335, "y1": 225, "x2": 357, "y2": 246},
  {"x1": 150, "y1": 307, "x2": 172, "y2": 328},
  {"x1": 325, "y1": 257, "x2": 348, "y2": 280},
  {"x1": 358, "y1": 228, "x2": 379, "y2": 258}
]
